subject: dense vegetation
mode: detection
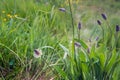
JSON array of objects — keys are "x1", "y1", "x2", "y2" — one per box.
[{"x1": 0, "y1": 0, "x2": 120, "y2": 80}]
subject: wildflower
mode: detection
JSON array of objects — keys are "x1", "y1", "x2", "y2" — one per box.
[
  {"x1": 78, "y1": 22, "x2": 81, "y2": 30},
  {"x1": 7, "y1": 14, "x2": 12, "y2": 18},
  {"x1": 3, "y1": 18, "x2": 7, "y2": 21},
  {"x1": 59, "y1": 8, "x2": 66, "y2": 12},
  {"x1": 74, "y1": 42, "x2": 81, "y2": 47},
  {"x1": 2, "y1": 10, "x2": 5, "y2": 13},
  {"x1": 33, "y1": 49, "x2": 42, "y2": 58},
  {"x1": 116, "y1": 25, "x2": 120, "y2": 32},
  {"x1": 14, "y1": 14, "x2": 18, "y2": 17},
  {"x1": 97, "y1": 20, "x2": 101, "y2": 25},
  {"x1": 95, "y1": 36, "x2": 99, "y2": 41},
  {"x1": 9, "y1": 15, "x2": 12, "y2": 18},
  {"x1": 7, "y1": 14, "x2": 11, "y2": 17},
  {"x1": 87, "y1": 48, "x2": 90, "y2": 53},
  {"x1": 101, "y1": 13, "x2": 107, "y2": 20}
]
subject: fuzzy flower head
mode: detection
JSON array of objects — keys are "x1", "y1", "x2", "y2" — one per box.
[
  {"x1": 33, "y1": 49, "x2": 42, "y2": 58},
  {"x1": 95, "y1": 36, "x2": 99, "y2": 41},
  {"x1": 87, "y1": 48, "x2": 90, "y2": 53},
  {"x1": 101, "y1": 13, "x2": 107, "y2": 20},
  {"x1": 78, "y1": 22, "x2": 81, "y2": 30},
  {"x1": 97, "y1": 20, "x2": 101, "y2": 25},
  {"x1": 59, "y1": 8, "x2": 66, "y2": 12},
  {"x1": 74, "y1": 42, "x2": 81, "y2": 48},
  {"x1": 116, "y1": 25, "x2": 120, "y2": 32}
]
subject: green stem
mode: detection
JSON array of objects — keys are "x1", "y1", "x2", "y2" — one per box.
[
  {"x1": 100, "y1": 25, "x2": 104, "y2": 42},
  {"x1": 78, "y1": 30, "x2": 80, "y2": 41},
  {"x1": 106, "y1": 21, "x2": 112, "y2": 37},
  {"x1": 68, "y1": 0, "x2": 75, "y2": 54},
  {"x1": 68, "y1": 0, "x2": 74, "y2": 39}
]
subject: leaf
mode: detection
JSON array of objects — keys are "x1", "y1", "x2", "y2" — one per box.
[
  {"x1": 111, "y1": 35, "x2": 116, "y2": 48},
  {"x1": 99, "y1": 53, "x2": 106, "y2": 71},
  {"x1": 54, "y1": 66, "x2": 68, "y2": 79},
  {"x1": 59, "y1": 43, "x2": 69, "y2": 53},
  {"x1": 112, "y1": 64, "x2": 120, "y2": 80},
  {"x1": 51, "y1": 5, "x2": 55, "y2": 19},
  {"x1": 105, "y1": 49, "x2": 117, "y2": 73}
]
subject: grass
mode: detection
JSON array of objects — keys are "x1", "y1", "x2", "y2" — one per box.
[{"x1": 0, "y1": 0, "x2": 120, "y2": 80}]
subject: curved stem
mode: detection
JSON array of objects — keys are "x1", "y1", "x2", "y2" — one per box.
[
  {"x1": 100, "y1": 25, "x2": 104, "y2": 42},
  {"x1": 106, "y1": 21, "x2": 112, "y2": 37}
]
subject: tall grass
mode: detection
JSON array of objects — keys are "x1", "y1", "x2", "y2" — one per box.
[
  {"x1": 0, "y1": 0, "x2": 120, "y2": 80},
  {"x1": 0, "y1": 0, "x2": 68, "y2": 79}
]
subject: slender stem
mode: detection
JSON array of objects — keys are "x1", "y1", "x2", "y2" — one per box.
[
  {"x1": 68, "y1": 0, "x2": 75, "y2": 54},
  {"x1": 106, "y1": 21, "x2": 112, "y2": 37},
  {"x1": 78, "y1": 30, "x2": 80, "y2": 40},
  {"x1": 114, "y1": 32, "x2": 119, "y2": 50},
  {"x1": 68, "y1": 0, "x2": 75, "y2": 39},
  {"x1": 100, "y1": 25, "x2": 104, "y2": 42}
]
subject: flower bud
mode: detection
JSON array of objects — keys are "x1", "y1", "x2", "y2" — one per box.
[
  {"x1": 33, "y1": 49, "x2": 42, "y2": 58},
  {"x1": 78, "y1": 22, "x2": 81, "y2": 30},
  {"x1": 95, "y1": 36, "x2": 99, "y2": 41},
  {"x1": 59, "y1": 8, "x2": 66, "y2": 12},
  {"x1": 97, "y1": 20, "x2": 101, "y2": 25},
  {"x1": 87, "y1": 48, "x2": 90, "y2": 53},
  {"x1": 116, "y1": 25, "x2": 120, "y2": 32},
  {"x1": 101, "y1": 13, "x2": 107, "y2": 20},
  {"x1": 74, "y1": 42, "x2": 81, "y2": 47}
]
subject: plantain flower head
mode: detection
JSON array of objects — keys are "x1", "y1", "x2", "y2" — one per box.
[
  {"x1": 116, "y1": 25, "x2": 120, "y2": 32},
  {"x1": 101, "y1": 13, "x2": 107, "y2": 20},
  {"x1": 59, "y1": 8, "x2": 66, "y2": 12},
  {"x1": 33, "y1": 49, "x2": 42, "y2": 58}
]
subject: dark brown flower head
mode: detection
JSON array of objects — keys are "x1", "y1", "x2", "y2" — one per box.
[
  {"x1": 34, "y1": 49, "x2": 42, "y2": 58},
  {"x1": 97, "y1": 20, "x2": 101, "y2": 25},
  {"x1": 78, "y1": 22, "x2": 81, "y2": 30},
  {"x1": 87, "y1": 48, "x2": 90, "y2": 53},
  {"x1": 101, "y1": 13, "x2": 107, "y2": 20},
  {"x1": 59, "y1": 8, "x2": 66, "y2": 12},
  {"x1": 74, "y1": 42, "x2": 81, "y2": 47},
  {"x1": 116, "y1": 25, "x2": 120, "y2": 32},
  {"x1": 34, "y1": 49, "x2": 40, "y2": 55},
  {"x1": 95, "y1": 36, "x2": 99, "y2": 41}
]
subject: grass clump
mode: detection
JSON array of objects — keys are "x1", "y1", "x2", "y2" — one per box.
[{"x1": 0, "y1": 0, "x2": 120, "y2": 80}]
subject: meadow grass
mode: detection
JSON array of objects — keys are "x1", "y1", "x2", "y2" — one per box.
[{"x1": 0, "y1": 0, "x2": 120, "y2": 80}]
